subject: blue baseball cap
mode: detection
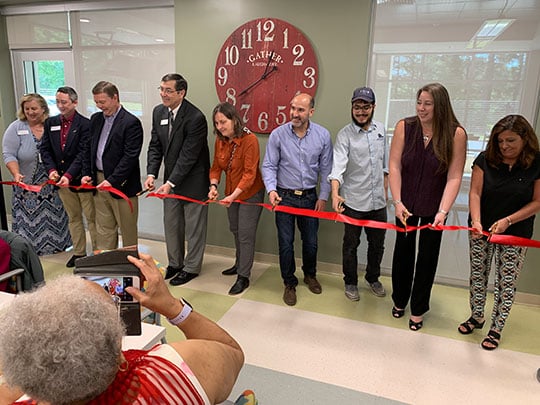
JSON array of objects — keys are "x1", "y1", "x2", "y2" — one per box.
[{"x1": 352, "y1": 87, "x2": 375, "y2": 104}]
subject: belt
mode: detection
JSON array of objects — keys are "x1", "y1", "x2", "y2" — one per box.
[{"x1": 277, "y1": 187, "x2": 316, "y2": 197}]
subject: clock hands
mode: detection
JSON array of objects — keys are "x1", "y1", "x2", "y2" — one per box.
[{"x1": 238, "y1": 51, "x2": 278, "y2": 96}]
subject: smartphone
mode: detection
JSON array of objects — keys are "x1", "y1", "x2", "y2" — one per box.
[{"x1": 80, "y1": 274, "x2": 140, "y2": 303}]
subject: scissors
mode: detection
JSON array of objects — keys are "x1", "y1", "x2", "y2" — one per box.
[
  {"x1": 401, "y1": 209, "x2": 412, "y2": 236},
  {"x1": 136, "y1": 188, "x2": 151, "y2": 197}
]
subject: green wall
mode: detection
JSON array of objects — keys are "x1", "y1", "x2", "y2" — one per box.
[
  {"x1": 0, "y1": 16, "x2": 15, "y2": 213},
  {"x1": 519, "y1": 88, "x2": 540, "y2": 293},
  {"x1": 174, "y1": 0, "x2": 373, "y2": 266}
]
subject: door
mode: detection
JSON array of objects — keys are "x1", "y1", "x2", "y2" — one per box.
[{"x1": 11, "y1": 50, "x2": 75, "y2": 116}]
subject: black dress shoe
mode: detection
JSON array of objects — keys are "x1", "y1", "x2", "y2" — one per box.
[
  {"x1": 66, "y1": 254, "x2": 85, "y2": 268},
  {"x1": 228, "y1": 276, "x2": 249, "y2": 295},
  {"x1": 165, "y1": 266, "x2": 183, "y2": 280},
  {"x1": 170, "y1": 269, "x2": 198, "y2": 286},
  {"x1": 222, "y1": 265, "x2": 238, "y2": 276}
]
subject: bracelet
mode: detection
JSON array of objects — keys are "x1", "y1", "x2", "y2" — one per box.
[
  {"x1": 437, "y1": 209, "x2": 448, "y2": 216},
  {"x1": 209, "y1": 183, "x2": 218, "y2": 190},
  {"x1": 167, "y1": 298, "x2": 192, "y2": 326},
  {"x1": 472, "y1": 219, "x2": 481, "y2": 224},
  {"x1": 392, "y1": 200, "x2": 402, "y2": 206},
  {"x1": 506, "y1": 217, "x2": 513, "y2": 226}
]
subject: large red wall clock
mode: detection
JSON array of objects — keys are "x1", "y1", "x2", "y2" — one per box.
[{"x1": 215, "y1": 18, "x2": 319, "y2": 134}]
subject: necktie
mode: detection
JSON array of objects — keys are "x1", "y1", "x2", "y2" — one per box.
[{"x1": 168, "y1": 110, "x2": 174, "y2": 139}]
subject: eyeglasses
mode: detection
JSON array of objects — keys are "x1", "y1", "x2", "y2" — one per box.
[
  {"x1": 352, "y1": 104, "x2": 374, "y2": 112},
  {"x1": 157, "y1": 86, "x2": 179, "y2": 95}
]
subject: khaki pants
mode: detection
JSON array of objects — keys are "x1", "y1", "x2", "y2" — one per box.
[
  {"x1": 95, "y1": 172, "x2": 139, "y2": 250},
  {"x1": 58, "y1": 187, "x2": 97, "y2": 256}
]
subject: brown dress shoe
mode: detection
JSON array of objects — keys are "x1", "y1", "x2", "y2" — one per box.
[
  {"x1": 283, "y1": 285, "x2": 297, "y2": 306},
  {"x1": 303, "y1": 275, "x2": 322, "y2": 294}
]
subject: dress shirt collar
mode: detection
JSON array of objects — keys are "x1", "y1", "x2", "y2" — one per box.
[
  {"x1": 61, "y1": 111, "x2": 75, "y2": 124},
  {"x1": 170, "y1": 102, "x2": 181, "y2": 120}
]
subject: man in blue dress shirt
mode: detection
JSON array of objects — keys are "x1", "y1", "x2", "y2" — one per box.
[{"x1": 262, "y1": 93, "x2": 333, "y2": 306}]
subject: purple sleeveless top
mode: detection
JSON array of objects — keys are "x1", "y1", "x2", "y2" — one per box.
[{"x1": 400, "y1": 116, "x2": 451, "y2": 217}]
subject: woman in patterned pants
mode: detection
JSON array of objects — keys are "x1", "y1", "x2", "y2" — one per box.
[{"x1": 458, "y1": 115, "x2": 540, "y2": 350}]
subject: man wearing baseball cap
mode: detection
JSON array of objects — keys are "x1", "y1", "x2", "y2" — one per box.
[{"x1": 328, "y1": 87, "x2": 388, "y2": 301}]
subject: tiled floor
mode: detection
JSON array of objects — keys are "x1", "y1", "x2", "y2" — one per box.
[{"x1": 41, "y1": 239, "x2": 540, "y2": 404}]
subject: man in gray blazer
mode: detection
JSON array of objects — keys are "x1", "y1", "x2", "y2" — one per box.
[{"x1": 144, "y1": 73, "x2": 210, "y2": 285}]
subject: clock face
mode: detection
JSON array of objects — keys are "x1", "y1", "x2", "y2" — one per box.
[{"x1": 215, "y1": 18, "x2": 319, "y2": 134}]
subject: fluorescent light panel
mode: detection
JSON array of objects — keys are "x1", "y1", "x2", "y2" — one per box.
[{"x1": 467, "y1": 18, "x2": 515, "y2": 49}]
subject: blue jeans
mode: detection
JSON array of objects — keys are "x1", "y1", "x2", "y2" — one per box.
[{"x1": 275, "y1": 189, "x2": 319, "y2": 287}]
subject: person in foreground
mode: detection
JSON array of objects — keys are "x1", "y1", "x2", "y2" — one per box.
[
  {"x1": 389, "y1": 82, "x2": 467, "y2": 331},
  {"x1": 208, "y1": 102, "x2": 264, "y2": 295},
  {"x1": 457, "y1": 115, "x2": 540, "y2": 350},
  {"x1": 0, "y1": 253, "x2": 244, "y2": 404}
]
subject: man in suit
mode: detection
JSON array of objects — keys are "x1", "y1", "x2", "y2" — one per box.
[
  {"x1": 144, "y1": 73, "x2": 210, "y2": 286},
  {"x1": 40, "y1": 86, "x2": 97, "y2": 267},
  {"x1": 82, "y1": 81, "x2": 143, "y2": 250}
]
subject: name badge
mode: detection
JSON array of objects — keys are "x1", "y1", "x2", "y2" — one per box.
[
  {"x1": 51, "y1": 125, "x2": 61, "y2": 131},
  {"x1": 160, "y1": 119, "x2": 169, "y2": 126},
  {"x1": 17, "y1": 129, "x2": 29, "y2": 135}
]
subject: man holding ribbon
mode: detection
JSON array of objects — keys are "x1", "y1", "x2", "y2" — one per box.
[
  {"x1": 328, "y1": 87, "x2": 388, "y2": 302},
  {"x1": 262, "y1": 93, "x2": 333, "y2": 306},
  {"x1": 144, "y1": 73, "x2": 210, "y2": 286},
  {"x1": 82, "y1": 81, "x2": 143, "y2": 251},
  {"x1": 40, "y1": 86, "x2": 97, "y2": 267}
]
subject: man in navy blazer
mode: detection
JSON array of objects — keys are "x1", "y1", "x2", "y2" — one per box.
[
  {"x1": 144, "y1": 73, "x2": 210, "y2": 285},
  {"x1": 82, "y1": 81, "x2": 143, "y2": 250},
  {"x1": 40, "y1": 86, "x2": 97, "y2": 267}
]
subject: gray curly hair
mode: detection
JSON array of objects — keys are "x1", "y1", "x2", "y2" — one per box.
[{"x1": 0, "y1": 275, "x2": 125, "y2": 404}]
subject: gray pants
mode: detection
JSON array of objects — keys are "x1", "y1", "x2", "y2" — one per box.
[
  {"x1": 226, "y1": 189, "x2": 264, "y2": 278},
  {"x1": 164, "y1": 198, "x2": 208, "y2": 274}
]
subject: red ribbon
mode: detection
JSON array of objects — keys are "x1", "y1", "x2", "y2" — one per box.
[
  {"x1": 146, "y1": 192, "x2": 540, "y2": 248},
  {"x1": 1, "y1": 180, "x2": 133, "y2": 212}
]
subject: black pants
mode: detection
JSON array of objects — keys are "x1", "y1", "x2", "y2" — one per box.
[
  {"x1": 391, "y1": 214, "x2": 443, "y2": 316},
  {"x1": 342, "y1": 205, "x2": 387, "y2": 285}
]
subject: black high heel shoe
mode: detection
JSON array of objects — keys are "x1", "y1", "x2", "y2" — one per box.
[
  {"x1": 392, "y1": 306, "x2": 405, "y2": 318},
  {"x1": 409, "y1": 318, "x2": 423, "y2": 331}
]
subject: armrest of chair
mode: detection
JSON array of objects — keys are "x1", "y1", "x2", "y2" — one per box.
[{"x1": 0, "y1": 268, "x2": 24, "y2": 283}]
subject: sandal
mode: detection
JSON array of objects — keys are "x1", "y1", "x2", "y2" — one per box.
[
  {"x1": 409, "y1": 318, "x2": 423, "y2": 331},
  {"x1": 458, "y1": 317, "x2": 485, "y2": 335},
  {"x1": 481, "y1": 330, "x2": 501, "y2": 351},
  {"x1": 392, "y1": 306, "x2": 405, "y2": 318}
]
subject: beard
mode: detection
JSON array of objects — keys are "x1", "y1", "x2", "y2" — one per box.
[{"x1": 351, "y1": 111, "x2": 373, "y2": 129}]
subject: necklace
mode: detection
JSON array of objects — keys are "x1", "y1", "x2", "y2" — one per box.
[{"x1": 423, "y1": 134, "x2": 431, "y2": 143}]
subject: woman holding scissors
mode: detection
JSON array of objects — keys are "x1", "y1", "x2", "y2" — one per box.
[
  {"x1": 458, "y1": 115, "x2": 540, "y2": 350},
  {"x1": 208, "y1": 102, "x2": 265, "y2": 295},
  {"x1": 388, "y1": 83, "x2": 467, "y2": 330}
]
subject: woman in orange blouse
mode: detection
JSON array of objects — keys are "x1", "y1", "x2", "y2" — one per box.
[{"x1": 209, "y1": 102, "x2": 265, "y2": 295}]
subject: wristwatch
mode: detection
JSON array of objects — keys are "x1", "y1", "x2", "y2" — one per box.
[{"x1": 167, "y1": 297, "x2": 192, "y2": 326}]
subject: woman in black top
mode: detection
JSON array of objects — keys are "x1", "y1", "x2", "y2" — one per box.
[{"x1": 458, "y1": 115, "x2": 540, "y2": 350}]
